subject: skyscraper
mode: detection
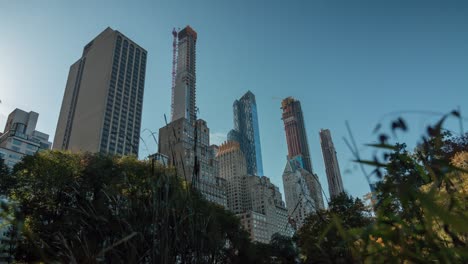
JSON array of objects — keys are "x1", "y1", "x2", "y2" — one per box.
[
  {"x1": 320, "y1": 129, "x2": 344, "y2": 197},
  {"x1": 227, "y1": 91, "x2": 264, "y2": 176},
  {"x1": 171, "y1": 26, "x2": 197, "y2": 123},
  {"x1": 53, "y1": 27, "x2": 147, "y2": 156},
  {"x1": 281, "y1": 97, "x2": 313, "y2": 173},
  {"x1": 159, "y1": 26, "x2": 227, "y2": 207},
  {"x1": 281, "y1": 97, "x2": 324, "y2": 229}
]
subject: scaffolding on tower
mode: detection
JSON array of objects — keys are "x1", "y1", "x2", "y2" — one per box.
[{"x1": 170, "y1": 28, "x2": 178, "y2": 120}]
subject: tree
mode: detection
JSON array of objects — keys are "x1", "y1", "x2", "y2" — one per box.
[
  {"x1": 356, "y1": 114, "x2": 468, "y2": 263},
  {"x1": 3, "y1": 151, "x2": 256, "y2": 263},
  {"x1": 270, "y1": 233, "x2": 298, "y2": 264},
  {"x1": 0, "y1": 158, "x2": 16, "y2": 264},
  {"x1": 0, "y1": 157, "x2": 10, "y2": 195},
  {"x1": 295, "y1": 193, "x2": 372, "y2": 264}
]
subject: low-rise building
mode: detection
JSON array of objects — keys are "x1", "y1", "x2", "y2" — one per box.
[
  {"x1": 247, "y1": 175, "x2": 294, "y2": 239},
  {"x1": 0, "y1": 109, "x2": 51, "y2": 167},
  {"x1": 158, "y1": 118, "x2": 227, "y2": 208},
  {"x1": 216, "y1": 141, "x2": 293, "y2": 242},
  {"x1": 238, "y1": 211, "x2": 269, "y2": 244},
  {"x1": 283, "y1": 159, "x2": 324, "y2": 230}
]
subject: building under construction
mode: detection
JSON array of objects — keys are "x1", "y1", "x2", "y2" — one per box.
[
  {"x1": 171, "y1": 26, "x2": 197, "y2": 123},
  {"x1": 281, "y1": 97, "x2": 314, "y2": 173},
  {"x1": 158, "y1": 26, "x2": 226, "y2": 207},
  {"x1": 281, "y1": 97, "x2": 325, "y2": 230}
]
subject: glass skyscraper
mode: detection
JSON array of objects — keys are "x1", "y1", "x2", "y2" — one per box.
[{"x1": 227, "y1": 91, "x2": 264, "y2": 176}]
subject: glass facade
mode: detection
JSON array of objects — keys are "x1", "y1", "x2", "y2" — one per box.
[{"x1": 231, "y1": 91, "x2": 264, "y2": 176}]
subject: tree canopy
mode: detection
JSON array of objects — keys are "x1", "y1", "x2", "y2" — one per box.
[
  {"x1": 295, "y1": 193, "x2": 372, "y2": 264},
  {"x1": 0, "y1": 151, "x2": 258, "y2": 263},
  {"x1": 295, "y1": 113, "x2": 467, "y2": 263}
]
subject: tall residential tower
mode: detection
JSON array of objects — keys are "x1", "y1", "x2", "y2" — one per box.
[
  {"x1": 171, "y1": 26, "x2": 197, "y2": 123},
  {"x1": 320, "y1": 129, "x2": 344, "y2": 197},
  {"x1": 159, "y1": 26, "x2": 227, "y2": 207},
  {"x1": 281, "y1": 97, "x2": 313, "y2": 173},
  {"x1": 53, "y1": 27, "x2": 147, "y2": 156},
  {"x1": 227, "y1": 91, "x2": 264, "y2": 176},
  {"x1": 281, "y1": 97, "x2": 324, "y2": 229}
]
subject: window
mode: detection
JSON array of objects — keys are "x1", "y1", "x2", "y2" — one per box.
[
  {"x1": 9, "y1": 153, "x2": 21, "y2": 160},
  {"x1": 26, "y1": 144, "x2": 38, "y2": 150},
  {"x1": 12, "y1": 139, "x2": 22, "y2": 146},
  {"x1": 40, "y1": 142, "x2": 50, "y2": 150}
]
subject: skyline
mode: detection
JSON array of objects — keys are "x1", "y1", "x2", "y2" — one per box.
[{"x1": 1, "y1": 0, "x2": 467, "y2": 201}]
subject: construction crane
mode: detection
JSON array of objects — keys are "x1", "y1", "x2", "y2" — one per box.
[{"x1": 170, "y1": 28, "x2": 178, "y2": 120}]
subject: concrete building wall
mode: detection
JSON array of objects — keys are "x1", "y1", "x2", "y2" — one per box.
[
  {"x1": 3, "y1": 109, "x2": 38, "y2": 139},
  {"x1": 282, "y1": 159, "x2": 322, "y2": 229},
  {"x1": 215, "y1": 141, "x2": 292, "y2": 240},
  {"x1": 158, "y1": 118, "x2": 227, "y2": 208},
  {"x1": 304, "y1": 172, "x2": 325, "y2": 210},
  {"x1": 238, "y1": 211, "x2": 269, "y2": 244},
  {"x1": 53, "y1": 61, "x2": 80, "y2": 150},
  {"x1": 247, "y1": 175, "x2": 292, "y2": 240},
  {"x1": 0, "y1": 109, "x2": 51, "y2": 168},
  {"x1": 53, "y1": 27, "x2": 146, "y2": 156},
  {"x1": 320, "y1": 129, "x2": 344, "y2": 198},
  {"x1": 67, "y1": 29, "x2": 115, "y2": 153},
  {"x1": 216, "y1": 141, "x2": 248, "y2": 214},
  {"x1": 172, "y1": 26, "x2": 197, "y2": 123}
]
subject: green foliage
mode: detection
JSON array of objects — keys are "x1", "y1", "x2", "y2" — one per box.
[
  {"x1": 238, "y1": 234, "x2": 298, "y2": 264},
  {"x1": 354, "y1": 112, "x2": 468, "y2": 263},
  {"x1": 295, "y1": 112, "x2": 467, "y2": 263},
  {"x1": 0, "y1": 151, "x2": 256, "y2": 263},
  {"x1": 270, "y1": 233, "x2": 298, "y2": 264},
  {"x1": 2, "y1": 112, "x2": 465, "y2": 263},
  {"x1": 295, "y1": 193, "x2": 372, "y2": 264}
]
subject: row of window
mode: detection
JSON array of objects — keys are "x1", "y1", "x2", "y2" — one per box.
[{"x1": 100, "y1": 36, "x2": 146, "y2": 155}]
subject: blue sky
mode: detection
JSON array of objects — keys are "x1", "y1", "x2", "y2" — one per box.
[{"x1": 1, "y1": 0, "x2": 467, "y2": 201}]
